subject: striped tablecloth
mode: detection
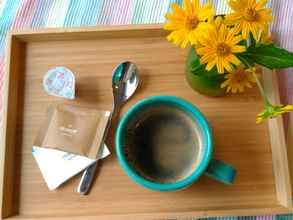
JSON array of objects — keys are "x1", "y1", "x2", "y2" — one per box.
[{"x1": 0, "y1": 0, "x2": 292, "y2": 219}]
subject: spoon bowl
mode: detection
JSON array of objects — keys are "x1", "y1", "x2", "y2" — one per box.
[{"x1": 112, "y1": 61, "x2": 140, "y2": 105}]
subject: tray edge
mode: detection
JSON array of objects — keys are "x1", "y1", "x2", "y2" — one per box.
[{"x1": 0, "y1": 25, "x2": 292, "y2": 218}]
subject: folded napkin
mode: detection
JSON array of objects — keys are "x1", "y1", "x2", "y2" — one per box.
[{"x1": 32, "y1": 144, "x2": 110, "y2": 190}]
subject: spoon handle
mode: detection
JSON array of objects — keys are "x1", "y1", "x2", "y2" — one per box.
[
  {"x1": 77, "y1": 106, "x2": 116, "y2": 195},
  {"x1": 77, "y1": 162, "x2": 98, "y2": 195}
]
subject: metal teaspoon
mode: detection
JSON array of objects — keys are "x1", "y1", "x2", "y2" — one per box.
[{"x1": 77, "y1": 61, "x2": 140, "y2": 195}]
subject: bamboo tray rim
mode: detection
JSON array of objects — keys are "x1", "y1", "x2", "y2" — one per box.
[
  {"x1": 11, "y1": 23, "x2": 162, "y2": 34},
  {"x1": 1, "y1": 24, "x2": 293, "y2": 219}
]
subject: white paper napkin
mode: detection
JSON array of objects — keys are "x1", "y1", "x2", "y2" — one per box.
[{"x1": 32, "y1": 145, "x2": 110, "y2": 190}]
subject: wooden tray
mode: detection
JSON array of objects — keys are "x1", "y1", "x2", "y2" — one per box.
[{"x1": 1, "y1": 25, "x2": 293, "y2": 220}]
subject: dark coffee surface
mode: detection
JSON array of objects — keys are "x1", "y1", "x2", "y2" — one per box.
[{"x1": 123, "y1": 104, "x2": 204, "y2": 183}]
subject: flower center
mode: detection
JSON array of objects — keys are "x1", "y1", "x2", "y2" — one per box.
[
  {"x1": 234, "y1": 70, "x2": 247, "y2": 83},
  {"x1": 243, "y1": 8, "x2": 258, "y2": 21},
  {"x1": 216, "y1": 43, "x2": 231, "y2": 56},
  {"x1": 185, "y1": 16, "x2": 199, "y2": 30}
]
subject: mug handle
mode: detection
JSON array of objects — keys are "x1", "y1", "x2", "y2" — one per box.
[{"x1": 204, "y1": 159, "x2": 237, "y2": 184}]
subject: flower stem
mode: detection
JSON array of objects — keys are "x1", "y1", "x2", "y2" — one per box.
[
  {"x1": 240, "y1": 57, "x2": 271, "y2": 106},
  {"x1": 251, "y1": 71, "x2": 271, "y2": 106}
]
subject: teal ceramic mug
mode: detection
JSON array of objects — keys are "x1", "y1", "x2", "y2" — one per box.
[{"x1": 116, "y1": 96, "x2": 236, "y2": 191}]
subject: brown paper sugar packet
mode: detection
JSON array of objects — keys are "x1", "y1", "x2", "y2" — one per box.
[{"x1": 34, "y1": 104, "x2": 110, "y2": 159}]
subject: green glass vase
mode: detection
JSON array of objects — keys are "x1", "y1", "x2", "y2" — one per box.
[{"x1": 185, "y1": 47, "x2": 226, "y2": 97}]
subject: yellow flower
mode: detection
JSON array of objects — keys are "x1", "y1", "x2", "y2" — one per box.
[
  {"x1": 221, "y1": 66, "x2": 259, "y2": 93},
  {"x1": 196, "y1": 20, "x2": 246, "y2": 73},
  {"x1": 225, "y1": 0, "x2": 273, "y2": 40},
  {"x1": 164, "y1": 0, "x2": 213, "y2": 48},
  {"x1": 256, "y1": 104, "x2": 293, "y2": 124}
]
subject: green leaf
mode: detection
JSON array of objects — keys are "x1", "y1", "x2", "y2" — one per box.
[
  {"x1": 190, "y1": 53, "x2": 203, "y2": 73},
  {"x1": 238, "y1": 43, "x2": 293, "y2": 69},
  {"x1": 248, "y1": 32, "x2": 256, "y2": 47},
  {"x1": 238, "y1": 40, "x2": 247, "y2": 46},
  {"x1": 190, "y1": 60, "x2": 218, "y2": 77}
]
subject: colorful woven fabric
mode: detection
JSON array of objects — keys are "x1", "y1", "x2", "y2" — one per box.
[{"x1": 0, "y1": 0, "x2": 292, "y2": 219}]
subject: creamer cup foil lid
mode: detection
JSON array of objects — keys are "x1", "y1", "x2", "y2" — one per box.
[{"x1": 43, "y1": 67, "x2": 75, "y2": 99}]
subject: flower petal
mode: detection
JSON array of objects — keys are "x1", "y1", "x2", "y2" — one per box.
[
  {"x1": 223, "y1": 61, "x2": 234, "y2": 72},
  {"x1": 218, "y1": 25, "x2": 226, "y2": 42},
  {"x1": 171, "y1": 3, "x2": 186, "y2": 17},
  {"x1": 216, "y1": 58, "x2": 225, "y2": 73},
  {"x1": 225, "y1": 13, "x2": 243, "y2": 21},
  {"x1": 248, "y1": 0, "x2": 257, "y2": 8},
  {"x1": 231, "y1": 45, "x2": 246, "y2": 53},
  {"x1": 200, "y1": 52, "x2": 216, "y2": 63},
  {"x1": 256, "y1": 116, "x2": 264, "y2": 124},
  {"x1": 184, "y1": 0, "x2": 193, "y2": 15},
  {"x1": 196, "y1": 47, "x2": 207, "y2": 55},
  {"x1": 221, "y1": 79, "x2": 230, "y2": 88},
  {"x1": 228, "y1": 0, "x2": 244, "y2": 11},
  {"x1": 165, "y1": 13, "x2": 184, "y2": 22},
  {"x1": 258, "y1": 9, "x2": 273, "y2": 22},
  {"x1": 192, "y1": 0, "x2": 200, "y2": 10},
  {"x1": 238, "y1": 84, "x2": 244, "y2": 92},
  {"x1": 231, "y1": 86, "x2": 237, "y2": 93},
  {"x1": 245, "y1": 82, "x2": 252, "y2": 88},
  {"x1": 226, "y1": 27, "x2": 239, "y2": 42},
  {"x1": 227, "y1": 55, "x2": 241, "y2": 65},
  {"x1": 233, "y1": 23, "x2": 243, "y2": 34},
  {"x1": 242, "y1": 23, "x2": 250, "y2": 39},
  {"x1": 198, "y1": 4, "x2": 213, "y2": 21},
  {"x1": 205, "y1": 59, "x2": 216, "y2": 70},
  {"x1": 230, "y1": 34, "x2": 243, "y2": 45},
  {"x1": 214, "y1": 16, "x2": 224, "y2": 28},
  {"x1": 255, "y1": 0, "x2": 268, "y2": 10},
  {"x1": 164, "y1": 22, "x2": 183, "y2": 30},
  {"x1": 167, "y1": 30, "x2": 188, "y2": 48},
  {"x1": 282, "y1": 105, "x2": 293, "y2": 111}
]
